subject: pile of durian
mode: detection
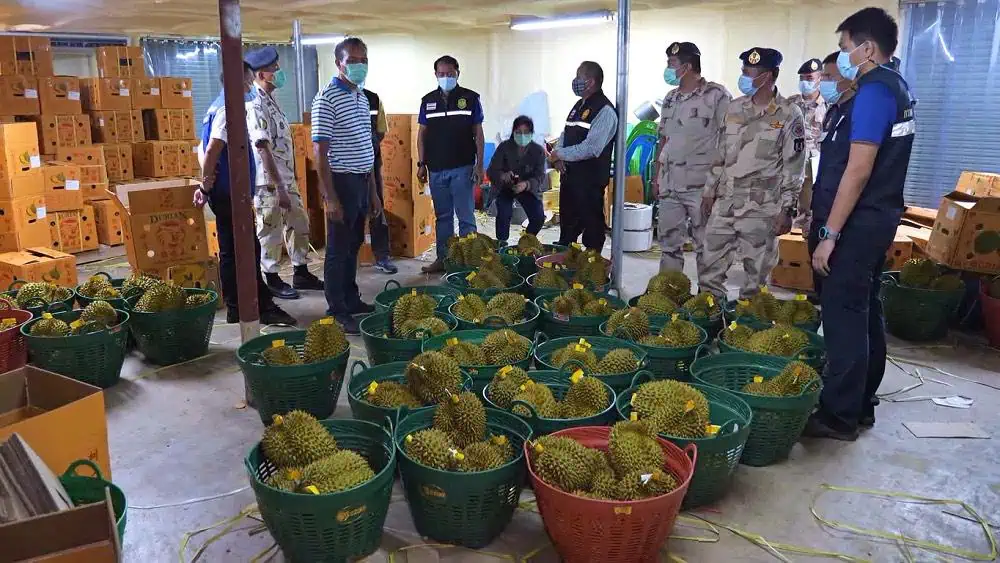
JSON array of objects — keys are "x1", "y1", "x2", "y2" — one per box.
[
  {"x1": 721, "y1": 321, "x2": 811, "y2": 357},
  {"x1": 452, "y1": 292, "x2": 529, "y2": 325},
  {"x1": 462, "y1": 253, "x2": 517, "y2": 290},
  {"x1": 403, "y1": 390, "x2": 515, "y2": 472},
  {"x1": 681, "y1": 292, "x2": 722, "y2": 320},
  {"x1": 535, "y1": 246, "x2": 610, "y2": 290},
  {"x1": 898, "y1": 258, "x2": 964, "y2": 291},
  {"x1": 549, "y1": 339, "x2": 642, "y2": 376},
  {"x1": 486, "y1": 366, "x2": 610, "y2": 419},
  {"x1": 741, "y1": 361, "x2": 819, "y2": 397},
  {"x1": 734, "y1": 288, "x2": 818, "y2": 326},
  {"x1": 446, "y1": 233, "x2": 499, "y2": 269},
  {"x1": 389, "y1": 290, "x2": 451, "y2": 339},
  {"x1": 630, "y1": 379, "x2": 713, "y2": 438},
  {"x1": 512, "y1": 232, "x2": 546, "y2": 257},
  {"x1": 260, "y1": 318, "x2": 350, "y2": 366},
  {"x1": 528, "y1": 420, "x2": 678, "y2": 501},
  {"x1": 77, "y1": 274, "x2": 122, "y2": 300},
  {"x1": 606, "y1": 308, "x2": 703, "y2": 348},
  {"x1": 28, "y1": 300, "x2": 121, "y2": 337},
  {"x1": 635, "y1": 270, "x2": 693, "y2": 316},
  {"x1": 543, "y1": 286, "x2": 618, "y2": 319},
  {"x1": 362, "y1": 350, "x2": 463, "y2": 409},
  {"x1": 532, "y1": 263, "x2": 571, "y2": 290},
  {"x1": 261, "y1": 410, "x2": 376, "y2": 494},
  {"x1": 438, "y1": 329, "x2": 532, "y2": 367},
  {"x1": 96, "y1": 272, "x2": 215, "y2": 313},
  {"x1": 12, "y1": 282, "x2": 73, "y2": 308}
]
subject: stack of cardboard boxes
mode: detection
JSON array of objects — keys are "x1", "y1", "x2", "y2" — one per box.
[
  {"x1": 0, "y1": 124, "x2": 47, "y2": 253},
  {"x1": 378, "y1": 114, "x2": 435, "y2": 260}
]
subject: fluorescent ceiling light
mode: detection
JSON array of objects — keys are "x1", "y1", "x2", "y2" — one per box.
[
  {"x1": 510, "y1": 11, "x2": 614, "y2": 31},
  {"x1": 301, "y1": 35, "x2": 345, "y2": 46}
]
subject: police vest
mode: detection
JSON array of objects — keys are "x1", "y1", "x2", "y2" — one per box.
[
  {"x1": 420, "y1": 85, "x2": 480, "y2": 172},
  {"x1": 200, "y1": 92, "x2": 256, "y2": 196},
  {"x1": 561, "y1": 91, "x2": 615, "y2": 183},
  {"x1": 363, "y1": 88, "x2": 381, "y2": 158},
  {"x1": 812, "y1": 96, "x2": 855, "y2": 221}
]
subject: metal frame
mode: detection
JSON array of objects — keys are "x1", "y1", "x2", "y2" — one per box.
[{"x1": 611, "y1": 0, "x2": 630, "y2": 294}]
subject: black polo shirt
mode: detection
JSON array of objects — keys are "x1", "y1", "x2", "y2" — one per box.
[{"x1": 418, "y1": 85, "x2": 484, "y2": 172}]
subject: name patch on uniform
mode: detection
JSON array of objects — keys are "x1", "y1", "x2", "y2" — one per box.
[
  {"x1": 770, "y1": 120, "x2": 783, "y2": 129},
  {"x1": 457, "y1": 98, "x2": 467, "y2": 109},
  {"x1": 582, "y1": 108, "x2": 591, "y2": 119},
  {"x1": 426, "y1": 102, "x2": 437, "y2": 110},
  {"x1": 794, "y1": 138, "x2": 805, "y2": 152}
]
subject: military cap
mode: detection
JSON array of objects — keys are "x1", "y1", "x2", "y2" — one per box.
[
  {"x1": 739, "y1": 47, "x2": 782, "y2": 68},
  {"x1": 244, "y1": 46, "x2": 279, "y2": 71},
  {"x1": 666, "y1": 41, "x2": 701, "y2": 58},
  {"x1": 797, "y1": 58, "x2": 822, "y2": 74}
]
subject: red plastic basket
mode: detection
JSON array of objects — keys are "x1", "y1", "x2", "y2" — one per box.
[
  {"x1": 981, "y1": 282, "x2": 1000, "y2": 348},
  {"x1": 0, "y1": 298, "x2": 31, "y2": 373},
  {"x1": 525, "y1": 426, "x2": 697, "y2": 563}
]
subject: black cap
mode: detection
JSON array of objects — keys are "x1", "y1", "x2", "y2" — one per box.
[
  {"x1": 244, "y1": 46, "x2": 279, "y2": 71},
  {"x1": 797, "y1": 58, "x2": 822, "y2": 74},
  {"x1": 739, "y1": 47, "x2": 782, "y2": 68},
  {"x1": 666, "y1": 41, "x2": 701, "y2": 58}
]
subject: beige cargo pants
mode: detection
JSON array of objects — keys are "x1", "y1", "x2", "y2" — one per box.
[{"x1": 253, "y1": 184, "x2": 310, "y2": 274}]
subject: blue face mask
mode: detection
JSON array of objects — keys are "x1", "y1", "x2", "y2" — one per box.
[
  {"x1": 837, "y1": 43, "x2": 867, "y2": 81},
  {"x1": 513, "y1": 133, "x2": 533, "y2": 147},
  {"x1": 269, "y1": 69, "x2": 286, "y2": 89},
  {"x1": 344, "y1": 63, "x2": 368, "y2": 85},
  {"x1": 737, "y1": 74, "x2": 760, "y2": 96},
  {"x1": 572, "y1": 78, "x2": 589, "y2": 97},
  {"x1": 663, "y1": 66, "x2": 681, "y2": 86},
  {"x1": 438, "y1": 76, "x2": 457, "y2": 92},
  {"x1": 243, "y1": 88, "x2": 257, "y2": 103},
  {"x1": 819, "y1": 80, "x2": 842, "y2": 104},
  {"x1": 798, "y1": 80, "x2": 818, "y2": 95}
]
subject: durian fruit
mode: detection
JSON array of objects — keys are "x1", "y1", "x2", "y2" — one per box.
[
  {"x1": 122, "y1": 272, "x2": 163, "y2": 294},
  {"x1": 639, "y1": 335, "x2": 671, "y2": 347},
  {"x1": 631, "y1": 380, "x2": 710, "y2": 439},
  {"x1": 133, "y1": 283, "x2": 186, "y2": 312},
  {"x1": 79, "y1": 274, "x2": 113, "y2": 297},
  {"x1": 636, "y1": 292, "x2": 678, "y2": 316},
  {"x1": 261, "y1": 410, "x2": 338, "y2": 468},
  {"x1": 185, "y1": 293, "x2": 215, "y2": 309},
  {"x1": 486, "y1": 365, "x2": 531, "y2": 408},
  {"x1": 930, "y1": 274, "x2": 964, "y2": 292},
  {"x1": 574, "y1": 252, "x2": 609, "y2": 286},
  {"x1": 735, "y1": 289, "x2": 780, "y2": 322},
  {"x1": 617, "y1": 469, "x2": 678, "y2": 500},
  {"x1": 682, "y1": 292, "x2": 721, "y2": 319},
  {"x1": 447, "y1": 233, "x2": 497, "y2": 268},
  {"x1": 563, "y1": 286, "x2": 596, "y2": 309},
  {"x1": 467, "y1": 269, "x2": 505, "y2": 290},
  {"x1": 462, "y1": 435, "x2": 513, "y2": 471},
  {"x1": 744, "y1": 361, "x2": 819, "y2": 397},
  {"x1": 563, "y1": 244, "x2": 586, "y2": 269},
  {"x1": 29, "y1": 312, "x2": 70, "y2": 336},
  {"x1": 550, "y1": 340, "x2": 599, "y2": 372},
  {"x1": 452, "y1": 294, "x2": 488, "y2": 323},
  {"x1": 515, "y1": 232, "x2": 545, "y2": 256},
  {"x1": 262, "y1": 340, "x2": 303, "y2": 366},
  {"x1": 393, "y1": 290, "x2": 437, "y2": 336},
  {"x1": 511, "y1": 380, "x2": 559, "y2": 418},
  {"x1": 741, "y1": 374, "x2": 776, "y2": 396},
  {"x1": 606, "y1": 307, "x2": 651, "y2": 341},
  {"x1": 366, "y1": 380, "x2": 422, "y2": 408},
  {"x1": 646, "y1": 271, "x2": 691, "y2": 303},
  {"x1": 15, "y1": 282, "x2": 55, "y2": 307},
  {"x1": 659, "y1": 318, "x2": 703, "y2": 348},
  {"x1": 746, "y1": 325, "x2": 810, "y2": 357},
  {"x1": 480, "y1": 329, "x2": 530, "y2": 365},
  {"x1": 899, "y1": 258, "x2": 940, "y2": 289},
  {"x1": 300, "y1": 450, "x2": 375, "y2": 493},
  {"x1": 595, "y1": 348, "x2": 640, "y2": 375},
  {"x1": 80, "y1": 300, "x2": 118, "y2": 328},
  {"x1": 94, "y1": 286, "x2": 122, "y2": 299},
  {"x1": 441, "y1": 339, "x2": 487, "y2": 365},
  {"x1": 398, "y1": 316, "x2": 450, "y2": 339},
  {"x1": 582, "y1": 297, "x2": 615, "y2": 316},
  {"x1": 775, "y1": 297, "x2": 818, "y2": 325},
  {"x1": 265, "y1": 467, "x2": 304, "y2": 492},
  {"x1": 607, "y1": 419, "x2": 664, "y2": 477},
  {"x1": 479, "y1": 254, "x2": 512, "y2": 285},
  {"x1": 561, "y1": 371, "x2": 609, "y2": 418},
  {"x1": 485, "y1": 292, "x2": 527, "y2": 324},
  {"x1": 533, "y1": 266, "x2": 569, "y2": 290},
  {"x1": 303, "y1": 318, "x2": 349, "y2": 362},
  {"x1": 403, "y1": 428, "x2": 463, "y2": 470},
  {"x1": 406, "y1": 351, "x2": 464, "y2": 404},
  {"x1": 529, "y1": 435, "x2": 600, "y2": 493},
  {"x1": 433, "y1": 391, "x2": 488, "y2": 447},
  {"x1": 722, "y1": 321, "x2": 756, "y2": 350},
  {"x1": 547, "y1": 295, "x2": 581, "y2": 318}
]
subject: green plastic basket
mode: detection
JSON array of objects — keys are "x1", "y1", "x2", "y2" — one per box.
[
  {"x1": 22, "y1": 309, "x2": 130, "y2": 389},
  {"x1": 524, "y1": 271, "x2": 573, "y2": 301},
  {"x1": 75, "y1": 272, "x2": 134, "y2": 310},
  {"x1": 716, "y1": 324, "x2": 826, "y2": 371},
  {"x1": 236, "y1": 330, "x2": 350, "y2": 424},
  {"x1": 395, "y1": 407, "x2": 532, "y2": 548},
  {"x1": 346, "y1": 360, "x2": 474, "y2": 427},
  {"x1": 616, "y1": 372, "x2": 752, "y2": 509},
  {"x1": 59, "y1": 460, "x2": 127, "y2": 540},
  {"x1": 880, "y1": 272, "x2": 963, "y2": 342},
  {"x1": 448, "y1": 298, "x2": 540, "y2": 339},
  {"x1": 359, "y1": 311, "x2": 458, "y2": 366},
  {"x1": 125, "y1": 288, "x2": 218, "y2": 365},
  {"x1": 533, "y1": 334, "x2": 648, "y2": 392},
  {"x1": 690, "y1": 351, "x2": 820, "y2": 467},
  {"x1": 501, "y1": 244, "x2": 567, "y2": 280},
  {"x1": 482, "y1": 367, "x2": 617, "y2": 436},
  {"x1": 445, "y1": 270, "x2": 526, "y2": 300},
  {"x1": 247, "y1": 419, "x2": 396, "y2": 562},
  {"x1": 422, "y1": 330, "x2": 539, "y2": 392},
  {"x1": 373, "y1": 280, "x2": 461, "y2": 315},
  {"x1": 3, "y1": 281, "x2": 77, "y2": 318},
  {"x1": 599, "y1": 319, "x2": 707, "y2": 381},
  {"x1": 535, "y1": 291, "x2": 627, "y2": 338},
  {"x1": 722, "y1": 300, "x2": 822, "y2": 333}
]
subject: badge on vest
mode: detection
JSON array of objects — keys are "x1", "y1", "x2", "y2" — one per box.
[
  {"x1": 426, "y1": 102, "x2": 437, "y2": 110},
  {"x1": 457, "y1": 98, "x2": 467, "y2": 109},
  {"x1": 582, "y1": 108, "x2": 590, "y2": 119}
]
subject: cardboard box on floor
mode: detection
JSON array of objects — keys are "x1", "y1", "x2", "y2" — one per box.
[
  {"x1": 0, "y1": 247, "x2": 77, "y2": 288},
  {"x1": 771, "y1": 229, "x2": 916, "y2": 292},
  {"x1": 926, "y1": 190, "x2": 1000, "y2": 274},
  {"x1": 48, "y1": 205, "x2": 97, "y2": 254},
  {"x1": 0, "y1": 223, "x2": 51, "y2": 253},
  {"x1": 0, "y1": 494, "x2": 121, "y2": 563},
  {"x1": 81, "y1": 78, "x2": 132, "y2": 113},
  {"x1": 386, "y1": 195, "x2": 435, "y2": 258},
  {"x1": 130, "y1": 77, "x2": 161, "y2": 110},
  {"x1": 91, "y1": 199, "x2": 124, "y2": 246},
  {"x1": 41, "y1": 163, "x2": 83, "y2": 212},
  {"x1": 602, "y1": 175, "x2": 646, "y2": 224},
  {"x1": 0, "y1": 193, "x2": 47, "y2": 233},
  {"x1": 158, "y1": 77, "x2": 194, "y2": 110},
  {"x1": 0, "y1": 166, "x2": 43, "y2": 200},
  {"x1": 0, "y1": 365, "x2": 110, "y2": 479},
  {"x1": 205, "y1": 219, "x2": 219, "y2": 258}
]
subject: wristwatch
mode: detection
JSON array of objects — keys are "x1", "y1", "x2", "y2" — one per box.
[{"x1": 818, "y1": 226, "x2": 841, "y2": 241}]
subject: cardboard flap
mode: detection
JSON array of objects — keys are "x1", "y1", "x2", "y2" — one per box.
[
  {"x1": 0, "y1": 366, "x2": 99, "y2": 416},
  {"x1": 26, "y1": 247, "x2": 72, "y2": 260},
  {"x1": 0, "y1": 251, "x2": 35, "y2": 266},
  {"x1": 113, "y1": 179, "x2": 198, "y2": 212},
  {"x1": 0, "y1": 497, "x2": 119, "y2": 562}
]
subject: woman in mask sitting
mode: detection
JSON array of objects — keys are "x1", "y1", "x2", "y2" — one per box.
[{"x1": 487, "y1": 115, "x2": 547, "y2": 244}]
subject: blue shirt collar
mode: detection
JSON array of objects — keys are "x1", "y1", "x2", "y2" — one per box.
[{"x1": 332, "y1": 76, "x2": 359, "y2": 93}]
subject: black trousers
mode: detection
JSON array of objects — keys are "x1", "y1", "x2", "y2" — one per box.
[
  {"x1": 368, "y1": 155, "x2": 390, "y2": 261},
  {"x1": 324, "y1": 172, "x2": 370, "y2": 316},
  {"x1": 557, "y1": 174, "x2": 607, "y2": 250},
  {"x1": 208, "y1": 189, "x2": 274, "y2": 312}
]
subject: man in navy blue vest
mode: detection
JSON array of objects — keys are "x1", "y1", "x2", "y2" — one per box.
[
  {"x1": 805, "y1": 7, "x2": 915, "y2": 440},
  {"x1": 195, "y1": 65, "x2": 295, "y2": 326}
]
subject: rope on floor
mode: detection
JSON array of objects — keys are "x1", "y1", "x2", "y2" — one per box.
[
  {"x1": 888, "y1": 354, "x2": 1000, "y2": 392},
  {"x1": 129, "y1": 486, "x2": 250, "y2": 510},
  {"x1": 132, "y1": 352, "x2": 222, "y2": 380}
]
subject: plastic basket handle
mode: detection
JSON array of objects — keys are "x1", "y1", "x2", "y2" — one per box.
[
  {"x1": 880, "y1": 273, "x2": 898, "y2": 288},
  {"x1": 7, "y1": 280, "x2": 25, "y2": 292},
  {"x1": 0, "y1": 296, "x2": 12, "y2": 310},
  {"x1": 559, "y1": 359, "x2": 590, "y2": 378},
  {"x1": 510, "y1": 399, "x2": 540, "y2": 420},
  {"x1": 631, "y1": 370, "x2": 655, "y2": 388},
  {"x1": 90, "y1": 271, "x2": 113, "y2": 283},
  {"x1": 693, "y1": 344, "x2": 709, "y2": 362},
  {"x1": 482, "y1": 315, "x2": 507, "y2": 328},
  {"x1": 75, "y1": 320, "x2": 108, "y2": 336},
  {"x1": 717, "y1": 418, "x2": 740, "y2": 435},
  {"x1": 350, "y1": 359, "x2": 369, "y2": 378},
  {"x1": 802, "y1": 378, "x2": 822, "y2": 395},
  {"x1": 247, "y1": 351, "x2": 266, "y2": 366},
  {"x1": 795, "y1": 345, "x2": 825, "y2": 365},
  {"x1": 383, "y1": 279, "x2": 402, "y2": 292},
  {"x1": 122, "y1": 286, "x2": 145, "y2": 300},
  {"x1": 46, "y1": 301, "x2": 70, "y2": 314},
  {"x1": 437, "y1": 294, "x2": 457, "y2": 310},
  {"x1": 532, "y1": 331, "x2": 547, "y2": 349},
  {"x1": 62, "y1": 459, "x2": 104, "y2": 480},
  {"x1": 683, "y1": 442, "x2": 698, "y2": 468}
]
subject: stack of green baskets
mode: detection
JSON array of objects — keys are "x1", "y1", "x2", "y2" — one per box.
[
  {"x1": 448, "y1": 299, "x2": 540, "y2": 339},
  {"x1": 4, "y1": 281, "x2": 76, "y2": 317},
  {"x1": 236, "y1": 330, "x2": 350, "y2": 424},
  {"x1": 533, "y1": 335, "x2": 648, "y2": 392},
  {"x1": 246, "y1": 419, "x2": 396, "y2": 562},
  {"x1": 717, "y1": 324, "x2": 826, "y2": 372},
  {"x1": 22, "y1": 308, "x2": 130, "y2": 388},
  {"x1": 396, "y1": 407, "x2": 532, "y2": 548},
  {"x1": 881, "y1": 272, "x2": 963, "y2": 341},
  {"x1": 482, "y1": 367, "x2": 617, "y2": 436},
  {"x1": 422, "y1": 329, "x2": 538, "y2": 392},
  {"x1": 125, "y1": 288, "x2": 218, "y2": 365},
  {"x1": 59, "y1": 460, "x2": 127, "y2": 540},
  {"x1": 445, "y1": 270, "x2": 526, "y2": 300},
  {"x1": 691, "y1": 352, "x2": 820, "y2": 467},
  {"x1": 373, "y1": 281, "x2": 460, "y2": 314},
  {"x1": 600, "y1": 319, "x2": 707, "y2": 381},
  {"x1": 534, "y1": 291, "x2": 626, "y2": 338},
  {"x1": 359, "y1": 311, "x2": 458, "y2": 366},
  {"x1": 346, "y1": 360, "x2": 474, "y2": 426},
  {"x1": 615, "y1": 372, "x2": 752, "y2": 509}
]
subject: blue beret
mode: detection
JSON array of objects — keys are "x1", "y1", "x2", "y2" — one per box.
[
  {"x1": 797, "y1": 58, "x2": 822, "y2": 74},
  {"x1": 739, "y1": 47, "x2": 783, "y2": 68},
  {"x1": 244, "y1": 46, "x2": 279, "y2": 71}
]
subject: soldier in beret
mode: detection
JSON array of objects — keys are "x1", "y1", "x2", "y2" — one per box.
[{"x1": 788, "y1": 57, "x2": 828, "y2": 234}]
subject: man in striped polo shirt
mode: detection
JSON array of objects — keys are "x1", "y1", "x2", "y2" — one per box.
[{"x1": 312, "y1": 37, "x2": 382, "y2": 333}]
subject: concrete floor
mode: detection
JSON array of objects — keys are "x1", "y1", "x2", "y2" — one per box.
[{"x1": 82, "y1": 218, "x2": 1000, "y2": 562}]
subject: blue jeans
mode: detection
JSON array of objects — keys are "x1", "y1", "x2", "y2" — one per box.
[
  {"x1": 495, "y1": 188, "x2": 545, "y2": 244},
  {"x1": 429, "y1": 165, "x2": 476, "y2": 259},
  {"x1": 324, "y1": 172, "x2": 370, "y2": 316}
]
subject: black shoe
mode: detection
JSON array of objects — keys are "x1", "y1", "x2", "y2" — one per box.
[
  {"x1": 801, "y1": 415, "x2": 859, "y2": 441},
  {"x1": 260, "y1": 305, "x2": 297, "y2": 326},
  {"x1": 335, "y1": 314, "x2": 360, "y2": 335},
  {"x1": 347, "y1": 301, "x2": 375, "y2": 315},
  {"x1": 226, "y1": 307, "x2": 239, "y2": 324},
  {"x1": 421, "y1": 259, "x2": 445, "y2": 274},
  {"x1": 292, "y1": 266, "x2": 324, "y2": 290},
  {"x1": 265, "y1": 273, "x2": 300, "y2": 300}
]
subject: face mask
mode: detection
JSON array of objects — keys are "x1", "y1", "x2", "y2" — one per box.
[
  {"x1": 837, "y1": 43, "x2": 867, "y2": 81},
  {"x1": 663, "y1": 66, "x2": 682, "y2": 86},
  {"x1": 268, "y1": 69, "x2": 286, "y2": 89},
  {"x1": 819, "y1": 80, "x2": 843, "y2": 104},
  {"x1": 243, "y1": 88, "x2": 256, "y2": 103},
  {"x1": 513, "y1": 133, "x2": 533, "y2": 147},
  {"x1": 344, "y1": 63, "x2": 368, "y2": 85},
  {"x1": 798, "y1": 80, "x2": 818, "y2": 95},
  {"x1": 572, "y1": 78, "x2": 589, "y2": 97},
  {"x1": 738, "y1": 74, "x2": 760, "y2": 96},
  {"x1": 438, "y1": 76, "x2": 457, "y2": 92}
]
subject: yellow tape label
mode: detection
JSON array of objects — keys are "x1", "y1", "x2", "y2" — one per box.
[
  {"x1": 319, "y1": 317, "x2": 334, "y2": 325},
  {"x1": 795, "y1": 293, "x2": 807, "y2": 301},
  {"x1": 272, "y1": 339, "x2": 285, "y2": 348}
]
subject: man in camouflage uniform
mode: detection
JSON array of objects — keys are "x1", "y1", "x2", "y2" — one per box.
[
  {"x1": 653, "y1": 41, "x2": 732, "y2": 274},
  {"x1": 245, "y1": 46, "x2": 323, "y2": 300},
  {"x1": 699, "y1": 47, "x2": 806, "y2": 299},
  {"x1": 788, "y1": 57, "x2": 827, "y2": 234}
]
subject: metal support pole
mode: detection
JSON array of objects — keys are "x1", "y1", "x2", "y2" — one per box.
[
  {"x1": 611, "y1": 0, "x2": 630, "y2": 295},
  {"x1": 292, "y1": 19, "x2": 307, "y2": 121}
]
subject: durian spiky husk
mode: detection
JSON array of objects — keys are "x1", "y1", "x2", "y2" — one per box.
[
  {"x1": 631, "y1": 380, "x2": 710, "y2": 439},
  {"x1": 303, "y1": 318, "x2": 348, "y2": 362},
  {"x1": 595, "y1": 348, "x2": 640, "y2": 375},
  {"x1": 260, "y1": 410, "x2": 338, "y2": 468},
  {"x1": 432, "y1": 391, "x2": 488, "y2": 447},
  {"x1": 486, "y1": 366, "x2": 531, "y2": 409},
  {"x1": 406, "y1": 351, "x2": 464, "y2": 405}
]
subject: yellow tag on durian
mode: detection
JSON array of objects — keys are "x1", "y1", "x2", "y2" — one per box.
[
  {"x1": 319, "y1": 317, "x2": 334, "y2": 325},
  {"x1": 458, "y1": 295, "x2": 465, "y2": 300},
  {"x1": 272, "y1": 339, "x2": 285, "y2": 348},
  {"x1": 453, "y1": 451, "x2": 465, "y2": 461},
  {"x1": 70, "y1": 320, "x2": 83, "y2": 329},
  {"x1": 738, "y1": 299, "x2": 749, "y2": 306},
  {"x1": 588, "y1": 256, "x2": 596, "y2": 263},
  {"x1": 544, "y1": 262, "x2": 553, "y2": 269},
  {"x1": 571, "y1": 242, "x2": 582, "y2": 249},
  {"x1": 795, "y1": 294, "x2": 807, "y2": 301},
  {"x1": 760, "y1": 286, "x2": 769, "y2": 294},
  {"x1": 570, "y1": 369, "x2": 584, "y2": 384},
  {"x1": 533, "y1": 442, "x2": 544, "y2": 454},
  {"x1": 447, "y1": 337, "x2": 458, "y2": 346},
  {"x1": 753, "y1": 375, "x2": 764, "y2": 383},
  {"x1": 630, "y1": 412, "x2": 638, "y2": 421},
  {"x1": 405, "y1": 434, "x2": 414, "y2": 443},
  {"x1": 465, "y1": 272, "x2": 477, "y2": 281},
  {"x1": 575, "y1": 344, "x2": 586, "y2": 352},
  {"x1": 706, "y1": 424, "x2": 721, "y2": 437},
  {"x1": 367, "y1": 382, "x2": 379, "y2": 395},
  {"x1": 272, "y1": 414, "x2": 284, "y2": 425},
  {"x1": 42, "y1": 313, "x2": 53, "y2": 319},
  {"x1": 707, "y1": 296, "x2": 715, "y2": 307},
  {"x1": 684, "y1": 399, "x2": 695, "y2": 413},
  {"x1": 599, "y1": 298, "x2": 607, "y2": 305},
  {"x1": 572, "y1": 283, "x2": 584, "y2": 289},
  {"x1": 492, "y1": 435, "x2": 508, "y2": 445},
  {"x1": 630, "y1": 393, "x2": 636, "y2": 406},
  {"x1": 499, "y1": 365, "x2": 513, "y2": 377},
  {"x1": 728, "y1": 321, "x2": 738, "y2": 330},
  {"x1": 671, "y1": 313, "x2": 680, "y2": 322},
  {"x1": 305, "y1": 485, "x2": 319, "y2": 495}
]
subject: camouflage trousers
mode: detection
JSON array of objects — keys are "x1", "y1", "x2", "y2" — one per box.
[
  {"x1": 698, "y1": 210, "x2": 778, "y2": 299},
  {"x1": 657, "y1": 188, "x2": 704, "y2": 273},
  {"x1": 253, "y1": 185, "x2": 310, "y2": 273}
]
